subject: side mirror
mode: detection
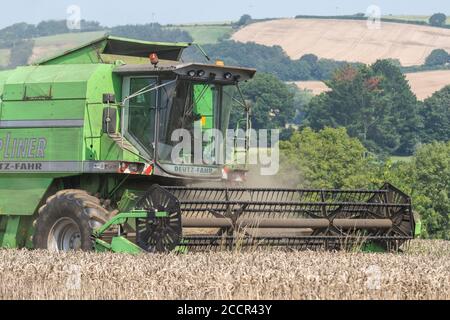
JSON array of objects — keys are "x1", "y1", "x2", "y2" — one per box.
[
  {"x1": 103, "y1": 93, "x2": 116, "y2": 104},
  {"x1": 102, "y1": 107, "x2": 117, "y2": 134}
]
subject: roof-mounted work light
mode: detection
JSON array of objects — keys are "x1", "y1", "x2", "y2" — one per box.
[{"x1": 149, "y1": 53, "x2": 159, "y2": 66}]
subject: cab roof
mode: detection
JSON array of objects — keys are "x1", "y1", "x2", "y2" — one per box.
[
  {"x1": 36, "y1": 35, "x2": 190, "y2": 66},
  {"x1": 114, "y1": 63, "x2": 257, "y2": 83}
]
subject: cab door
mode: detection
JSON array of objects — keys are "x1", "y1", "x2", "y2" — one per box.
[{"x1": 122, "y1": 76, "x2": 158, "y2": 159}]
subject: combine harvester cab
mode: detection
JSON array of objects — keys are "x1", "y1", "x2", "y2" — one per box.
[{"x1": 0, "y1": 36, "x2": 416, "y2": 253}]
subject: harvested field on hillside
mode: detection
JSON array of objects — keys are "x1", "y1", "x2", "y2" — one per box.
[
  {"x1": 294, "y1": 81, "x2": 330, "y2": 95},
  {"x1": 294, "y1": 70, "x2": 450, "y2": 100},
  {"x1": 405, "y1": 70, "x2": 450, "y2": 99},
  {"x1": 233, "y1": 19, "x2": 450, "y2": 66},
  {"x1": 0, "y1": 240, "x2": 448, "y2": 300}
]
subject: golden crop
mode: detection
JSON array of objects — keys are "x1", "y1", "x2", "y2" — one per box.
[{"x1": 0, "y1": 240, "x2": 448, "y2": 300}]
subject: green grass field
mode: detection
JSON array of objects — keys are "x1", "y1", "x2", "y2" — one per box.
[
  {"x1": 167, "y1": 25, "x2": 234, "y2": 44},
  {"x1": 383, "y1": 15, "x2": 450, "y2": 24}
]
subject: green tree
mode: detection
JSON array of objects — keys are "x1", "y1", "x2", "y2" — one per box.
[
  {"x1": 374, "y1": 159, "x2": 415, "y2": 194},
  {"x1": 384, "y1": 58, "x2": 402, "y2": 68},
  {"x1": 306, "y1": 64, "x2": 398, "y2": 154},
  {"x1": 36, "y1": 20, "x2": 69, "y2": 37},
  {"x1": 110, "y1": 23, "x2": 193, "y2": 42},
  {"x1": 371, "y1": 60, "x2": 423, "y2": 155},
  {"x1": 237, "y1": 14, "x2": 253, "y2": 26},
  {"x1": 0, "y1": 23, "x2": 36, "y2": 44},
  {"x1": 299, "y1": 54, "x2": 319, "y2": 65},
  {"x1": 279, "y1": 126, "x2": 449, "y2": 239},
  {"x1": 425, "y1": 49, "x2": 450, "y2": 66},
  {"x1": 429, "y1": 13, "x2": 447, "y2": 27},
  {"x1": 412, "y1": 142, "x2": 450, "y2": 239},
  {"x1": 292, "y1": 87, "x2": 314, "y2": 125},
  {"x1": 231, "y1": 73, "x2": 295, "y2": 130},
  {"x1": 280, "y1": 127, "x2": 376, "y2": 189},
  {"x1": 305, "y1": 60, "x2": 422, "y2": 155},
  {"x1": 376, "y1": 142, "x2": 450, "y2": 239},
  {"x1": 7, "y1": 39, "x2": 34, "y2": 68},
  {"x1": 0, "y1": 20, "x2": 103, "y2": 47},
  {"x1": 421, "y1": 86, "x2": 450, "y2": 143}
]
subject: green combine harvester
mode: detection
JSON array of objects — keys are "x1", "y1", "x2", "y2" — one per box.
[{"x1": 0, "y1": 36, "x2": 417, "y2": 253}]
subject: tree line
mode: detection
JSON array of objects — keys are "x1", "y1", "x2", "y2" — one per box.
[
  {"x1": 301, "y1": 60, "x2": 450, "y2": 156},
  {"x1": 294, "y1": 12, "x2": 449, "y2": 28},
  {"x1": 0, "y1": 20, "x2": 104, "y2": 47},
  {"x1": 236, "y1": 59, "x2": 449, "y2": 156},
  {"x1": 183, "y1": 41, "x2": 355, "y2": 81},
  {"x1": 235, "y1": 61, "x2": 449, "y2": 238},
  {"x1": 279, "y1": 128, "x2": 450, "y2": 239}
]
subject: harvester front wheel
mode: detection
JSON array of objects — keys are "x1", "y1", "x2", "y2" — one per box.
[{"x1": 33, "y1": 190, "x2": 109, "y2": 252}]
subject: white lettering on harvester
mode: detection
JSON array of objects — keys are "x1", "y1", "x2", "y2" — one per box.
[{"x1": 0, "y1": 133, "x2": 47, "y2": 159}]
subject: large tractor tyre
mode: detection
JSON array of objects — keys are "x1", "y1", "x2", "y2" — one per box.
[{"x1": 33, "y1": 190, "x2": 109, "y2": 252}]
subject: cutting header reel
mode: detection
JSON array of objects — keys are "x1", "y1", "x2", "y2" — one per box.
[{"x1": 93, "y1": 183, "x2": 416, "y2": 253}]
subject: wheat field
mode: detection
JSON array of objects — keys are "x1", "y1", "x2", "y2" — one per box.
[
  {"x1": 0, "y1": 240, "x2": 448, "y2": 300},
  {"x1": 233, "y1": 18, "x2": 450, "y2": 66}
]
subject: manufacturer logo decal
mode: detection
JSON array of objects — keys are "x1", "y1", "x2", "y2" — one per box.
[
  {"x1": 0, "y1": 133, "x2": 47, "y2": 159},
  {"x1": 0, "y1": 162, "x2": 43, "y2": 171}
]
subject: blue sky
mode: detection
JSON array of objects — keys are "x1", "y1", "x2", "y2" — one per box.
[{"x1": 1, "y1": 0, "x2": 450, "y2": 28}]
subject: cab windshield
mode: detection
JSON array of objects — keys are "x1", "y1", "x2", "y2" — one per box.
[
  {"x1": 158, "y1": 80, "x2": 236, "y2": 165},
  {"x1": 125, "y1": 77, "x2": 238, "y2": 167}
]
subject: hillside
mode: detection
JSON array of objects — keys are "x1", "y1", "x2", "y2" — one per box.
[
  {"x1": 29, "y1": 31, "x2": 106, "y2": 63},
  {"x1": 405, "y1": 70, "x2": 450, "y2": 99},
  {"x1": 166, "y1": 24, "x2": 233, "y2": 44},
  {"x1": 294, "y1": 69, "x2": 450, "y2": 100},
  {"x1": 232, "y1": 18, "x2": 450, "y2": 66},
  {"x1": 384, "y1": 15, "x2": 450, "y2": 24},
  {"x1": 0, "y1": 31, "x2": 106, "y2": 67}
]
